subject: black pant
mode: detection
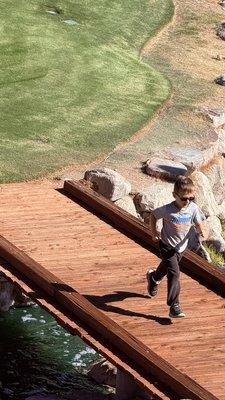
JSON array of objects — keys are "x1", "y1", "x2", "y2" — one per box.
[{"x1": 154, "y1": 241, "x2": 183, "y2": 307}]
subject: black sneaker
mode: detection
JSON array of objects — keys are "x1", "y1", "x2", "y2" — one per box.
[
  {"x1": 146, "y1": 269, "x2": 158, "y2": 297},
  {"x1": 169, "y1": 304, "x2": 185, "y2": 318}
]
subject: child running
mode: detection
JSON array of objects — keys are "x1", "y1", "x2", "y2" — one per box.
[{"x1": 147, "y1": 176, "x2": 206, "y2": 318}]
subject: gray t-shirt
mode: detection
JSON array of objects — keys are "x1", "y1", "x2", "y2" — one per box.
[{"x1": 153, "y1": 201, "x2": 205, "y2": 253}]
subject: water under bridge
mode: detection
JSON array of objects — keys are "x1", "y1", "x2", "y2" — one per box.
[{"x1": 0, "y1": 179, "x2": 225, "y2": 400}]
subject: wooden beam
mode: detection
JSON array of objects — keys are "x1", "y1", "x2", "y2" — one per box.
[
  {"x1": 0, "y1": 260, "x2": 165, "y2": 400},
  {"x1": 0, "y1": 234, "x2": 219, "y2": 400},
  {"x1": 64, "y1": 180, "x2": 225, "y2": 296}
]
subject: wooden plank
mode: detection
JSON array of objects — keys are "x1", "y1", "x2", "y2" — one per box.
[
  {"x1": 0, "y1": 235, "x2": 219, "y2": 400},
  {"x1": 1, "y1": 182, "x2": 225, "y2": 398},
  {"x1": 0, "y1": 260, "x2": 167, "y2": 400},
  {"x1": 63, "y1": 180, "x2": 225, "y2": 296}
]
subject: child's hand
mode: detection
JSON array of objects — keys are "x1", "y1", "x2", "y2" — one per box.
[{"x1": 152, "y1": 234, "x2": 160, "y2": 243}]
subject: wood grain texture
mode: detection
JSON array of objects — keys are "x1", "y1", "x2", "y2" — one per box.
[{"x1": 0, "y1": 180, "x2": 224, "y2": 399}]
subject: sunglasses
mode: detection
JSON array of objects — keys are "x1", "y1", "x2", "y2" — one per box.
[{"x1": 176, "y1": 194, "x2": 195, "y2": 202}]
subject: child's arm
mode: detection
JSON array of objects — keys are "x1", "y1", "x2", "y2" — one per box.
[
  {"x1": 150, "y1": 213, "x2": 160, "y2": 242},
  {"x1": 195, "y1": 221, "x2": 208, "y2": 240},
  {"x1": 193, "y1": 206, "x2": 208, "y2": 240}
]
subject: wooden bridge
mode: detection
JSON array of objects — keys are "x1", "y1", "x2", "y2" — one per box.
[{"x1": 0, "y1": 179, "x2": 225, "y2": 400}]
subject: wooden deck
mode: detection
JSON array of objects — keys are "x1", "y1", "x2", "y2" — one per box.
[{"x1": 0, "y1": 180, "x2": 225, "y2": 400}]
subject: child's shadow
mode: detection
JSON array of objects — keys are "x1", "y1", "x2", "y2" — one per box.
[
  {"x1": 147, "y1": 315, "x2": 172, "y2": 325},
  {"x1": 84, "y1": 291, "x2": 172, "y2": 326}
]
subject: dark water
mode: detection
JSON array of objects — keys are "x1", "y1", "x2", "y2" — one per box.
[{"x1": 0, "y1": 304, "x2": 104, "y2": 399}]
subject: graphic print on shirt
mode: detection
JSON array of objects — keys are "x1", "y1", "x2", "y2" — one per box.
[{"x1": 171, "y1": 213, "x2": 192, "y2": 232}]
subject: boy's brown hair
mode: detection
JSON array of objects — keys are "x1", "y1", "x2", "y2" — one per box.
[{"x1": 174, "y1": 176, "x2": 195, "y2": 194}]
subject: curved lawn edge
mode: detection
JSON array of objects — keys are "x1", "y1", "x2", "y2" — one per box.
[
  {"x1": 0, "y1": 0, "x2": 174, "y2": 183},
  {"x1": 140, "y1": 0, "x2": 175, "y2": 57}
]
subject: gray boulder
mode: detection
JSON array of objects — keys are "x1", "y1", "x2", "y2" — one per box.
[
  {"x1": 116, "y1": 369, "x2": 152, "y2": 400},
  {"x1": 114, "y1": 196, "x2": 139, "y2": 219},
  {"x1": 187, "y1": 226, "x2": 212, "y2": 263},
  {"x1": 144, "y1": 158, "x2": 188, "y2": 181},
  {"x1": 218, "y1": 200, "x2": 225, "y2": 219},
  {"x1": 206, "y1": 215, "x2": 225, "y2": 253},
  {"x1": 203, "y1": 108, "x2": 225, "y2": 128},
  {"x1": 84, "y1": 168, "x2": 131, "y2": 201},
  {"x1": 169, "y1": 147, "x2": 204, "y2": 172},
  {"x1": 134, "y1": 182, "x2": 174, "y2": 214},
  {"x1": 87, "y1": 358, "x2": 117, "y2": 387},
  {"x1": 203, "y1": 157, "x2": 225, "y2": 205},
  {"x1": 0, "y1": 275, "x2": 15, "y2": 311},
  {"x1": 192, "y1": 172, "x2": 219, "y2": 217},
  {"x1": 0, "y1": 275, "x2": 34, "y2": 311},
  {"x1": 169, "y1": 144, "x2": 220, "y2": 172},
  {"x1": 218, "y1": 129, "x2": 225, "y2": 154},
  {"x1": 133, "y1": 182, "x2": 173, "y2": 231}
]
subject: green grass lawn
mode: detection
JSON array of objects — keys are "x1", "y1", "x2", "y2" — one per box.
[{"x1": 0, "y1": 0, "x2": 173, "y2": 182}]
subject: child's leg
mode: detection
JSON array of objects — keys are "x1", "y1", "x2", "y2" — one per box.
[
  {"x1": 147, "y1": 249, "x2": 167, "y2": 297},
  {"x1": 153, "y1": 241, "x2": 173, "y2": 282},
  {"x1": 166, "y1": 252, "x2": 182, "y2": 307},
  {"x1": 155, "y1": 242, "x2": 182, "y2": 306},
  {"x1": 153, "y1": 260, "x2": 167, "y2": 282}
]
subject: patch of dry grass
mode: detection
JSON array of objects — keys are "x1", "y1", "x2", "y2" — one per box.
[{"x1": 204, "y1": 244, "x2": 225, "y2": 267}]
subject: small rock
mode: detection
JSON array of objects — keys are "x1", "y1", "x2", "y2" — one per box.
[
  {"x1": 87, "y1": 358, "x2": 117, "y2": 387},
  {"x1": 144, "y1": 158, "x2": 188, "y2": 181},
  {"x1": 202, "y1": 107, "x2": 225, "y2": 128},
  {"x1": 56, "y1": 174, "x2": 75, "y2": 182},
  {"x1": 63, "y1": 19, "x2": 79, "y2": 25},
  {"x1": 46, "y1": 10, "x2": 58, "y2": 15},
  {"x1": 217, "y1": 22, "x2": 225, "y2": 40},
  {"x1": 215, "y1": 74, "x2": 225, "y2": 86},
  {"x1": 46, "y1": 7, "x2": 61, "y2": 15}
]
